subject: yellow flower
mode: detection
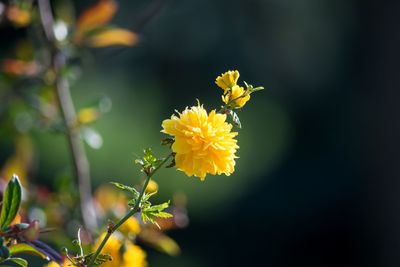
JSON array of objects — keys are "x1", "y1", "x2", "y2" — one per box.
[
  {"x1": 215, "y1": 70, "x2": 240, "y2": 92},
  {"x1": 145, "y1": 179, "x2": 158, "y2": 193},
  {"x1": 121, "y1": 242, "x2": 148, "y2": 267},
  {"x1": 162, "y1": 104, "x2": 239, "y2": 180},
  {"x1": 93, "y1": 233, "x2": 122, "y2": 267},
  {"x1": 119, "y1": 217, "x2": 141, "y2": 235},
  {"x1": 222, "y1": 85, "x2": 250, "y2": 108}
]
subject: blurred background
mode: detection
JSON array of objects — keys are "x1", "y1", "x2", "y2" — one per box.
[{"x1": 2, "y1": 0, "x2": 400, "y2": 266}]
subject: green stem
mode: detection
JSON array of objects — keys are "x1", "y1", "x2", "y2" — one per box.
[{"x1": 87, "y1": 153, "x2": 173, "y2": 267}]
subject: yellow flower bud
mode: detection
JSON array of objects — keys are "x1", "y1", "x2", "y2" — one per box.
[
  {"x1": 215, "y1": 70, "x2": 240, "y2": 92},
  {"x1": 222, "y1": 85, "x2": 250, "y2": 109}
]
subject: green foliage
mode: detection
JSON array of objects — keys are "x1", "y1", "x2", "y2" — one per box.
[
  {"x1": 0, "y1": 246, "x2": 9, "y2": 260},
  {"x1": 161, "y1": 137, "x2": 174, "y2": 146},
  {"x1": 111, "y1": 182, "x2": 139, "y2": 200},
  {"x1": 0, "y1": 175, "x2": 22, "y2": 229},
  {"x1": 0, "y1": 257, "x2": 28, "y2": 267},
  {"x1": 141, "y1": 199, "x2": 172, "y2": 229},
  {"x1": 135, "y1": 148, "x2": 164, "y2": 174},
  {"x1": 72, "y1": 252, "x2": 112, "y2": 267},
  {"x1": 243, "y1": 81, "x2": 264, "y2": 93},
  {"x1": 229, "y1": 110, "x2": 242, "y2": 129},
  {"x1": 8, "y1": 243, "x2": 48, "y2": 260}
]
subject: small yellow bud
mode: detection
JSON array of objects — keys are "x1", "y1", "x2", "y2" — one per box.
[
  {"x1": 222, "y1": 85, "x2": 250, "y2": 109},
  {"x1": 215, "y1": 70, "x2": 240, "y2": 92},
  {"x1": 145, "y1": 179, "x2": 158, "y2": 194}
]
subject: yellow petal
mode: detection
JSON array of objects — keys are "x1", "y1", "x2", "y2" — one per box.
[
  {"x1": 161, "y1": 103, "x2": 238, "y2": 180},
  {"x1": 215, "y1": 70, "x2": 240, "y2": 91}
]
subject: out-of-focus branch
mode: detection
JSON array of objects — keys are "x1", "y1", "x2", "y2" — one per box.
[
  {"x1": 38, "y1": 0, "x2": 97, "y2": 232},
  {"x1": 133, "y1": 0, "x2": 170, "y2": 33}
]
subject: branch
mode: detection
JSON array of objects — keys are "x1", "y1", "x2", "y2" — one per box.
[
  {"x1": 38, "y1": 0, "x2": 97, "y2": 231},
  {"x1": 87, "y1": 153, "x2": 173, "y2": 267}
]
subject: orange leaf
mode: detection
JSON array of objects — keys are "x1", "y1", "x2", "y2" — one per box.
[
  {"x1": 75, "y1": 0, "x2": 118, "y2": 41},
  {"x1": 2, "y1": 59, "x2": 40, "y2": 76},
  {"x1": 6, "y1": 6, "x2": 31, "y2": 27},
  {"x1": 86, "y1": 28, "x2": 138, "y2": 47}
]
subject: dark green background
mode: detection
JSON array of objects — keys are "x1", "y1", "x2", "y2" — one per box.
[{"x1": 2, "y1": 0, "x2": 400, "y2": 266}]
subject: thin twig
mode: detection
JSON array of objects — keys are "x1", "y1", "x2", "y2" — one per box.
[
  {"x1": 99, "y1": 0, "x2": 170, "y2": 60},
  {"x1": 38, "y1": 0, "x2": 97, "y2": 231},
  {"x1": 87, "y1": 153, "x2": 173, "y2": 267}
]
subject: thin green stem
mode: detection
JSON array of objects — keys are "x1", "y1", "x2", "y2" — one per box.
[{"x1": 87, "y1": 153, "x2": 173, "y2": 267}]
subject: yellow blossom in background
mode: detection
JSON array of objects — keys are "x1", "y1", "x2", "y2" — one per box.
[
  {"x1": 162, "y1": 104, "x2": 238, "y2": 180},
  {"x1": 6, "y1": 6, "x2": 31, "y2": 27},
  {"x1": 145, "y1": 179, "x2": 158, "y2": 194},
  {"x1": 121, "y1": 242, "x2": 148, "y2": 267},
  {"x1": 94, "y1": 185, "x2": 127, "y2": 216},
  {"x1": 77, "y1": 107, "x2": 99, "y2": 124},
  {"x1": 119, "y1": 217, "x2": 141, "y2": 236},
  {"x1": 93, "y1": 233, "x2": 122, "y2": 266},
  {"x1": 215, "y1": 70, "x2": 240, "y2": 92},
  {"x1": 222, "y1": 85, "x2": 250, "y2": 108}
]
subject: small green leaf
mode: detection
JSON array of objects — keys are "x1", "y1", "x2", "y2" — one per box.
[
  {"x1": 166, "y1": 156, "x2": 176, "y2": 168},
  {"x1": 9, "y1": 243, "x2": 49, "y2": 260},
  {"x1": 250, "y1": 86, "x2": 264, "y2": 92},
  {"x1": 244, "y1": 81, "x2": 264, "y2": 93},
  {"x1": 0, "y1": 175, "x2": 22, "y2": 229},
  {"x1": 84, "y1": 252, "x2": 112, "y2": 265},
  {"x1": 141, "y1": 201, "x2": 173, "y2": 228},
  {"x1": 161, "y1": 138, "x2": 174, "y2": 146},
  {"x1": 110, "y1": 182, "x2": 139, "y2": 199},
  {"x1": 230, "y1": 111, "x2": 242, "y2": 129},
  {"x1": 0, "y1": 257, "x2": 27, "y2": 267}
]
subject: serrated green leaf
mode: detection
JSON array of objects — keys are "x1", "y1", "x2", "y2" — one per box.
[
  {"x1": 84, "y1": 252, "x2": 112, "y2": 265},
  {"x1": 142, "y1": 191, "x2": 157, "y2": 202},
  {"x1": 158, "y1": 211, "x2": 173, "y2": 218},
  {"x1": 9, "y1": 243, "x2": 49, "y2": 260},
  {"x1": 127, "y1": 199, "x2": 136, "y2": 207},
  {"x1": 110, "y1": 182, "x2": 139, "y2": 198},
  {"x1": 0, "y1": 257, "x2": 27, "y2": 267},
  {"x1": 0, "y1": 175, "x2": 22, "y2": 229},
  {"x1": 143, "y1": 148, "x2": 157, "y2": 164},
  {"x1": 145, "y1": 202, "x2": 169, "y2": 212},
  {"x1": 141, "y1": 201, "x2": 172, "y2": 228}
]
